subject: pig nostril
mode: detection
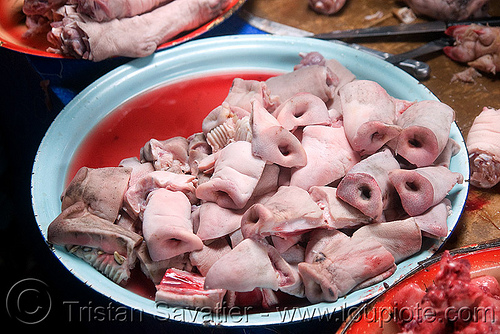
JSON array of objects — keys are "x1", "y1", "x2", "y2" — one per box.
[
  {"x1": 405, "y1": 181, "x2": 419, "y2": 191},
  {"x1": 408, "y1": 138, "x2": 422, "y2": 148},
  {"x1": 359, "y1": 186, "x2": 371, "y2": 200},
  {"x1": 279, "y1": 145, "x2": 290, "y2": 156}
]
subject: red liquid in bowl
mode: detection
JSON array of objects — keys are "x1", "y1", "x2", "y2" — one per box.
[
  {"x1": 67, "y1": 71, "x2": 279, "y2": 183},
  {"x1": 65, "y1": 71, "x2": 280, "y2": 300}
]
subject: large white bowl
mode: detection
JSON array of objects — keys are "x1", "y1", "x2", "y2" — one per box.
[{"x1": 31, "y1": 35, "x2": 470, "y2": 327}]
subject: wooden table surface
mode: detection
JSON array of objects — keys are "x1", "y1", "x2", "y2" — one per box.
[{"x1": 243, "y1": 0, "x2": 500, "y2": 249}]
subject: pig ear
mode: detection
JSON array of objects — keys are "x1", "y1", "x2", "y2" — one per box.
[
  {"x1": 274, "y1": 93, "x2": 331, "y2": 131},
  {"x1": 250, "y1": 99, "x2": 307, "y2": 168}
]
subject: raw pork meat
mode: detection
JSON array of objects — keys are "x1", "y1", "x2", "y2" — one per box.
[
  {"x1": 395, "y1": 100, "x2": 455, "y2": 167},
  {"x1": 336, "y1": 149, "x2": 400, "y2": 222},
  {"x1": 156, "y1": 268, "x2": 226, "y2": 310},
  {"x1": 338, "y1": 80, "x2": 401, "y2": 156},
  {"x1": 467, "y1": 107, "x2": 500, "y2": 188},
  {"x1": 74, "y1": 0, "x2": 174, "y2": 22},
  {"x1": 47, "y1": 0, "x2": 231, "y2": 61},
  {"x1": 196, "y1": 141, "x2": 266, "y2": 209},
  {"x1": 250, "y1": 99, "x2": 307, "y2": 168},
  {"x1": 308, "y1": 0, "x2": 347, "y2": 15},
  {"x1": 241, "y1": 186, "x2": 325, "y2": 239},
  {"x1": 48, "y1": 202, "x2": 142, "y2": 284},
  {"x1": 389, "y1": 166, "x2": 463, "y2": 216},
  {"x1": 403, "y1": 0, "x2": 489, "y2": 20},
  {"x1": 61, "y1": 166, "x2": 131, "y2": 222},
  {"x1": 290, "y1": 125, "x2": 360, "y2": 191},
  {"x1": 142, "y1": 188, "x2": 203, "y2": 261},
  {"x1": 140, "y1": 137, "x2": 190, "y2": 173},
  {"x1": 444, "y1": 24, "x2": 500, "y2": 74},
  {"x1": 273, "y1": 93, "x2": 331, "y2": 131},
  {"x1": 299, "y1": 230, "x2": 396, "y2": 303}
]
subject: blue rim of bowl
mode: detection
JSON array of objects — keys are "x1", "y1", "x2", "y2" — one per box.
[{"x1": 31, "y1": 34, "x2": 470, "y2": 327}]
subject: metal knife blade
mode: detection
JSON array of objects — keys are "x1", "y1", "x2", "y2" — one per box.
[
  {"x1": 313, "y1": 16, "x2": 500, "y2": 40},
  {"x1": 239, "y1": 10, "x2": 430, "y2": 80}
]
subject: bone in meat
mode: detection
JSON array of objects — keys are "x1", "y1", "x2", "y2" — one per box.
[
  {"x1": 339, "y1": 80, "x2": 401, "y2": 156},
  {"x1": 389, "y1": 166, "x2": 463, "y2": 216},
  {"x1": 395, "y1": 100, "x2": 456, "y2": 167},
  {"x1": 336, "y1": 149, "x2": 400, "y2": 222},
  {"x1": 142, "y1": 188, "x2": 203, "y2": 261},
  {"x1": 466, "y1": 107, "x2": 500, "y2": 188},
  {"x1": 290, "y1": 125, "x2": 361, "y2": 191},
  {"x1": 47, "y1": 0, "x2": 231, "y2": 61},
  {"x1": 156, "y1": 268, "x2": 226, "y2": 310}
]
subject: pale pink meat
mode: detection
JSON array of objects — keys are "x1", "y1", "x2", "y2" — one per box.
[
  {"x1": 142, "y1": 188, "x2": 203, "y2": 261},
  {"x1": 444, "y1": 24, "x2": 500, "y2": 74},
  {"x1": 351, "y1": 219, "x2": 422, "y2": 263},
  {"x1": 124, "y1": 170, "x2": 197, "y2": 217},
  {"x1": 290, "y1": 125, "x2": 361, "y2": 190},
  {"x1": 308, "y1": 0, "x2": 347, "y2": 15},
  {"x1": 75, "y1": 0, "x2": 174, "y2": 21},
  {"x1": 250, "y1": 99, "x2": 307, "y2": 168},
  {"x1": 241, "y1": 186, "x2": 326, "y2": 239},
  {"x1": 189, "y1": 237, "x2": 232, "y2": 276},
  {"x1": 299, "y1": 232, "x2": 396, "y2": 303},
  {"x1": 204, "y1": 239, "x2": 280, "y2": 292},
  {"x1": 223, "y1": 78, "x2": 277, "y2": 113},
  {"x1": 196, "y1": 141, "x2": 266, "y2": 210},
  {"x1": 413, "y1": 198, "x2": 451, "y2": 238},
  {"x1": 61, "y1": 166, "x2": 131, "y2": 222},
  {"x1": 309, "y1": 186, "x2": 370, "y2": 229},
  {"x1": 403, "y1": 0, "x2": 489, "y2": 20},
  {"x1": 47, "y1": 0, "x2": 231, "y2": 61},
  {"x1": 119, "y1": 157, "x2": 155, "y2": 188},
  {"x1": 389, "y1": 166, "x2": 463, "y2": 217},
  {"x1": 140, "y1": 137, "x2": 190, "y2": 173},
  {"x1": 395, "y1": 100, "x2": 455, "y2": 167},
  {"x1": 338, "y1": 80, "x2": 401, "y2": 156},
  {"x1": 336, "y1": 149, "x2": 400, "y2": 222},
  {"x1": 195, "y1": 201, "x2": 243, "y2": 241},
  {"x1": 265, "y1": 65, "x2": 339, "y2": 104},
  {"x1": 273, "y1": 93, "x2": 331, "y2": 131},
  {"x1": 467, "y1": 107, "x2": 500, "y2": 188}
]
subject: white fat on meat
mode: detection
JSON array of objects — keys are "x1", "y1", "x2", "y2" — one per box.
[
  {"x1": 290, "y1": 125, "x2": 361, "y2": 191},
  {"x1": 142, "y1": 188, "x2": 203, "y2": 261},
  {"x1": 467, "y1": 107, "x2": 500, "y2": 188},
  {"x1": 395, "y1": 100, "x2": 455, "y2": 167},
  {"x1": 196, "y1": 141, "x2": 266, "y2": 210},
  {"x1": 336, "y1": 149, "x2": 400, "y2": 222},
  {"x1": 389, "y1": 166, "x2": 463, "y2": 217},
  {"x1": 338, "y1": 80, "x2": 401, "y2": 156}
]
